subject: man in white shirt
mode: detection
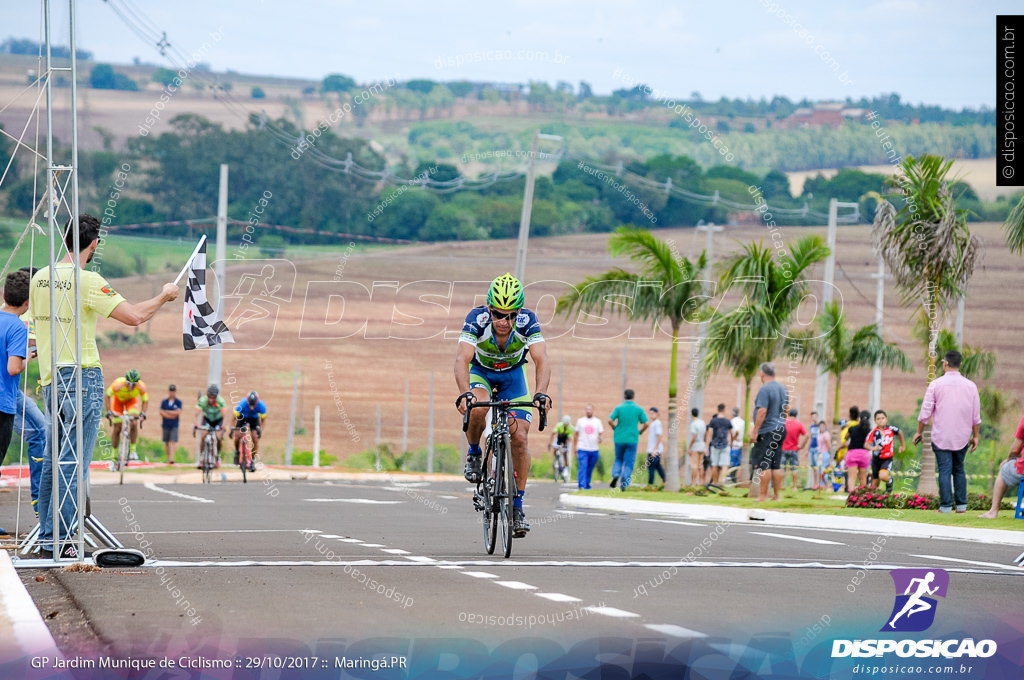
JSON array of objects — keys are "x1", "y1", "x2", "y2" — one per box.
[
  {"x1": 688, "y1": 408, "x2": 708, "y2": 486},
  {"x1": 573, "y1": 403, "x2": 604, "y2": 490},
  {"x1": 645, "y1": 406, "x2": 665, "y2": 486},
  {"x1": 729, "y1": 407, "x2": 745, "y2": 483}
]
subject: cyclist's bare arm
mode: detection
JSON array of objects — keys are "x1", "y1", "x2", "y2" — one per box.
[
  {"x1": 528, "y1": 342, "x2": 551, "y2": 399},
  {"x1": 454, "y1": 342, "x2": 476, "y2": 414}
]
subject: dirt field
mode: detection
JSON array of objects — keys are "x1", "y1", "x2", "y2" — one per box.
[{"x1": 82, "y1": 221, "x2": 1022, "y2": 464}]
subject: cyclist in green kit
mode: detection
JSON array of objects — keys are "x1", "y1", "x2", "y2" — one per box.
[{"x1": 455, "y1": 274, "x2": 551, "y2": 537}]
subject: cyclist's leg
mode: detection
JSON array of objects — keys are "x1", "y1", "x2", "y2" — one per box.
[
  {"x1": 250, "y1": 422, "x2": 261, "y2": 456},
  {"x1": 466, "y1": 366, "x2": 493, "y2": 449}
]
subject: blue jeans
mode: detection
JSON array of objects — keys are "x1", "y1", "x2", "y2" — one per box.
[
  {"x1": 647, "y1": 453, "x2": 665, "y2": 485},
  {"x1": 38, "y1": 367, "x2": 104, "y2": 548},
  {"x1": 933, "y1": 444, "x2": 968, "y2": 512},
  {"x1": 612, "y1": 442, "x2": 638, "y2": 490},
  {"x1": 577, "y1": 449, "x2": 599, "y2": 489},
  {"x1": 14, "y1": 390, "x2": 48, "y2": 505}
]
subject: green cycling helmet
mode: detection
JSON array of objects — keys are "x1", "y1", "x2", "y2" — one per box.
[
  {"x1": 487, "y1": 273, "x2": 524, "y2": 310},
  {"x1": 125, "y1": 369, "x2": 141, "y2": 383}
]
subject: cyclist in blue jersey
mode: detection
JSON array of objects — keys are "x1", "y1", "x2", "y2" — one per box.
[
  {"x1": 233, "y1": 390, "x2": 267, "y2": 471},
  {"x1": 455, "y1": 273, "x2": 551, "y2": 537}
]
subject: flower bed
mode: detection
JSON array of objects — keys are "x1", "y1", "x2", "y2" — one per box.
[{"x1": 845, "y1": 486, "x2": 1013, "y2": 511}]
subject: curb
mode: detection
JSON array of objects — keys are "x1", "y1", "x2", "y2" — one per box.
[
  {"x1": 0, "y1": 550, "x2": 61, "y2": 661},
  {"x1": 558, "y1": 494, "x2": 1024, "y2": 547}
]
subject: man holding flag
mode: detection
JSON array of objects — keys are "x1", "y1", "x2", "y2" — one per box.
[{"x1": 30, "y1": 214, "x2": 179, "y2": 559}]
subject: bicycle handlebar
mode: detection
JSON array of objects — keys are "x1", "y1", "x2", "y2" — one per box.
[{"x1": 461, "y1": 399, "x2": 547, "y2": 433}]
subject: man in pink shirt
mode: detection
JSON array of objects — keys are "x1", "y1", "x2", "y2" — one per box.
[
  {"x1": 781, "y1": 409, "x2": 808, "y2": 491},
  {"x1": 913, "y1": 350, "x2": 981, "y2": 513}
]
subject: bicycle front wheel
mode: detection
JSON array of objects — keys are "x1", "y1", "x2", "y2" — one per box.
[
  {"x1": 482, "y1": 438, "x2": 497, "y2": 555},
  {"x1": 118, "y1": 431, "x2": 129, "y2": 485},
  {"x1": 499, "y1": 432, "x2": 514, "y2": 558},
  {"x1": 239, "y1": 440, "x2": 249, "y2": 484}
]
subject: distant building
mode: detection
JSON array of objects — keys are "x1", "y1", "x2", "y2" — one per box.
[{"x1": 778, "y1": 102, "x2": 869, "y2": 129}]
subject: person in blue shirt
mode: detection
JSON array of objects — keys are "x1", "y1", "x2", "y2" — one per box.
[
  {"x1": 0, "y1": 271, "x2": 31, "y2": 472},
  {"x1": 159, "y1": 385, "x2": 183, "y2": 464},
  {"x1": 233, "y1": 391, "x2": 267, "y2": 471}
]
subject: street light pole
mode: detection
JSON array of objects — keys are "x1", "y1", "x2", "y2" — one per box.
[{"x1": 514, "y1": 131, "x2": 562, "y2": 281}]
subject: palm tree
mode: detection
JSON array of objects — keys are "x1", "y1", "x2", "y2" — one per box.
[
  {"x1": 556, "y1": 227, "x2": 706, "y2": 492},
  {"x1": 702, "y1": 235, "x2": 831, "y2": 433},
  {"x1": 872, "y1": 154, "x2": 980, "y2": 495},
  {"x1": 787, "y1": 301, "x2": 912, "y2": 425},
  {"x1": 911, "y1": 318, "x2": 995, "y2": 382},
  {"x1": 1003, "y1": 194, "x2": 1024, "y2": 255}
]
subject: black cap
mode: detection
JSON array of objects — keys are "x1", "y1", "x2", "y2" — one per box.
[
  {"x1": 649, "y1": 406, "x2": 659, "y2": 413},
  {"x1": 168, "y1": 384, "x2": 177, "y2": 391}
]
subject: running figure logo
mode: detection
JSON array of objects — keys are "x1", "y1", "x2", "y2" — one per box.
[{"x1": 882, "y1": 569, "x2": 949, "y2": 632}]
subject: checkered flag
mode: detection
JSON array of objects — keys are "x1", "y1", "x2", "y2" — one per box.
[{"x1": 182, "y1": 238, "x2": 234, "y2": 350}]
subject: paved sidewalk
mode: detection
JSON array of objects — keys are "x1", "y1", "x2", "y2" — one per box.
[
  {"x1": 0, "y1": 550, "x2": 61, "y2": 665},
  {"x1": 559, "y1": 493, "x2": 1024, "y2": 547}
]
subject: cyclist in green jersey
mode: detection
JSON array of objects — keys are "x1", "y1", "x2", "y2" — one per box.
[
  {"x1": 455, "y1": 274, "x2": 551, "y2": 537},
  {"x1": 194, "y1": 384, "x2": 227, "y2": 460}
]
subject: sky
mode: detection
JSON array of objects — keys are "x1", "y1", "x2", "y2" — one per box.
[{"x1": 1, "y1": 0, "x2": 1013, "y2": 110}]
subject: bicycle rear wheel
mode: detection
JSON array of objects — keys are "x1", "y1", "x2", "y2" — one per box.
[
  {"x1": 201, "y1": 437, "x2": 213, "y2": 484},
  {"x1": 481, "y1": 438, "x2": 497, "y2": 555},
  {"x1": 239, "y1": 435, "x2": 249, "y2": 484},
  {"x1": 498, "y1": 432, "x2": 514, "y2": 558}
]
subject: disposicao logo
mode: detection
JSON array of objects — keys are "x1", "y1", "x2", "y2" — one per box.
[{"x1": 831, "y1": 569, "x2": 997, "y2": 659}]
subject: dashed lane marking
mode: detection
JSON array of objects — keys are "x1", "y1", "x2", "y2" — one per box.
[
  {"x1": 748, "y1": 532, "x2": 846, "y2": 546},
  {"x1": 535, "y1": 593, "x2": 582, "y2": 603},
  {"x1": 462, "y1": 571, "x2": 499, "y2": 578},
  {"x1": 143, "y1": 483, "x2": 215, "y2": 503},
  {"x1": 644, "y1": 624, "x2": 707, "y2": 638},
  {"x1": 381, "y1": 549, "x2": 411, "y2": 555},
  {"x1": 494, "y1": 581, "x2": 537, "y2": 590},
  {"x1": 909, "y1": 554, "x2": 1024, "y2": 570},
  {"x1": 584, "y1": 606, "x2": 640, "y2": 618},
  {"x1": 302, "y1": 499, "x2": 402, "y2": 504},
  {"x1": 636, "y1": 519, "x2": 705, "y2": 527}
]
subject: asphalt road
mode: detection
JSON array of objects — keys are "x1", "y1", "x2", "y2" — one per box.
[{"x1": 6, "y1": 474, "x2": 1024, "y2": 678}]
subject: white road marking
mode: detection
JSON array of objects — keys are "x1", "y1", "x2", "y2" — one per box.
[
  {"x1": 320, "y1": 534, "x2": 343, "y2": 539},
  {"x1": 144, "y1": 483, "x2": 214, "y2": 503},
  {"x1": 556, "y1": 510, "x2": 607, "y2": 516},
  {"x1": 404, "y1": 556, "x2": 437, "y2": 563},
  {"x1": 462, "y1": 571, "x2": 499, "y2": 578},
  {"x1": 636, "y1": 519, "x2": 704, "y2": 527},
  {"x1": 494, "y1": 581, "x2": 537, "y2": 590},
  {"x1": 303, "y1": 498, "x2": 402, "y2": 504},
  {"x1": 910, "y1": 554, "x2": 1024, "y2": 570},
  {"x1": 381, "y1": 549, "x2": 411, "y2": 555},
  {"x1": 111, "y1": 529, "x2": 317, "y2": 535},
  {"x1": 337, "y1": 538, "x2": 363, "y2": 543},
  {"x1": 644, "y1": 624, "x2": 707, "y2": 638},
  {"x1": 390, "y1": 482, "x2": 429, "y2": 487},
  {"x1": 749, "y1": 532, "x2": 846, "y2": 546},
  {"x1": 360, "y1": 543, "x2": 386, "y2": 548},
  {"x1": 584, "y1": 606, "x2": 640, "y2": 618},
  {"x1": 439, "y1": 495, "x2": 458, "y2": 499},
  {"x1": 436, "y1": 565, "x2": 464, "y2": 570},
  {"x1": 535, "y1": 593, "x2": 582, "y2": 603}
]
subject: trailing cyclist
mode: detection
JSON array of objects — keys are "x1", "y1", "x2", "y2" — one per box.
[
  {"x1": 455, "y1": 273, "x2": 551, "y2": 537},
  {"x1": 104, "y1": 369, "x2": 148, "y2": 461},
  {"x1": 550, "y1": 415, "x2": 574, "y2": 480},
  {"x1": 194, "y1": 384, "x2": 226, "y2": 466},
  {"x1": 233, "y1": 390, "x2": 267, "y2": 472}
]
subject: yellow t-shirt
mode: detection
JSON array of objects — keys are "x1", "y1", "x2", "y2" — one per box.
[{"x1": 31, "y1": 264, "x2": 126, "y2": 386}]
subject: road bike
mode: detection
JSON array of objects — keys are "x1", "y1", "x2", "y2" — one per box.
[
  {"x1": 552, "y1": 442, "x2": 571, "y2": 483},
  {"x1": 112, "y1": 413, "x2": 142, "y2": 486},
  {"x1": 231, "y1": 423, "x2": 259, "y2": 484},
  {"x1": 194, "y1": 424, "x2": 221, "y2": 484},
  {"x1": 461, "y1": 392, "x2": 546, "y2": 558}
]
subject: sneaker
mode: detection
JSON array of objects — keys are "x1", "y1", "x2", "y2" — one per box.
[
  {"x1": 512, "y1": 507, "x2": 530, "y2": 537},
  {"x1": 233, "y1": 451, "x2": 240, "y2": 466},
  {"x1": 610, "y1": 476, "x2": 619, "y2": 488},
  {"x1": 38, "y1": 545, "x2": 91, "y2": 560},
  {"x1": 249, "y1": 463, "x2": 257, "y2": 472},
  {"x1": 128, "y1": 449, "x2": 139, "y2": 461},
  {"x1": 464, "y1": 455, "x2": 483, "y2": 484}
]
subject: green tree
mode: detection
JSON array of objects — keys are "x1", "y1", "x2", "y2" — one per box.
[
  {"x1": 321, "y1": 74, "x2": 356, "y2": 93},
  {"x1": 251, "y1": 86, "x2": 266, "y2": 99},
  {"x1": 151, "y1": 68, "x2": 178, "y2": 86},
  {"x1": 872, "y1": 154, "x2": 980, "y2": 494},
  {"x1": 787, "y1": 301, "x2": 912, "y2": 425},
  {"x1": 702, "y1": 236, "x2": 831, "y2": 436},
  {"x1": 556, "y1": 227, "x2": 707, "y2": 491}
]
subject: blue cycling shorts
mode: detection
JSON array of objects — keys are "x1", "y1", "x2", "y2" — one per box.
[{"x1": 469, "y1": 363, "x2": 532, "y2": 423}]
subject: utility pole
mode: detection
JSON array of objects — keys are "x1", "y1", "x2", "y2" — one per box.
[
  {"x1": 557, "y1": 359, "x2": 564, "y2": 423},
  {"x1": 954, "y1": 295, "x2": 965, "y2": 347},
  {"x1": 620, "y1": 345, "x2": 628, "y2": 394},
  {"x1": 312, "y1": 406, "x2": 321, "y2": 468},
  {"x1": 207, "y1": 163, "x2": 228, "y2": 391},
  {"x1": 402, "y1": 378, "x2": 409, "y2": 454},
  {"x1": 514, "y1": 131, "x2": 562, "y2": 280},
  {"x1": 285, "y1": 365, "x2": 298, "y2": 465},
  {"x1": 869, "y1": 258, "x2": 888, "y2": 414},
  {"x1": 427, "y1": 371, "x2": 435, "y2": 473},
  {"x1": 375, "y1": 405, "x2": 382, "y2": 471},
  {"x1": 813, "y1": 199, "x2": 858, "y2": 422},
  {"x1": 688, "y1": 223, "x2": 723, "y2": 421}
]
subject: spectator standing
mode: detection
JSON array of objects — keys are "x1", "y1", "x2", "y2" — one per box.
[
  {"x1": 806, "y1": 410, "x2": 821, "y2": 488},
  {"x1": 160, "y1": 385, "x2": 183, "y2": 464},
  {"x1": 706, "y1": 403, "x2": 732, "y2": 488},
  {"x1": 0, "y1": 272, "x2": 30, "y2": 470},
  {"x1": 11, "y1": 267, "x2": 47, "y2": 517},
  {"x1": 608, "y1": 389, "x2": 648, "y2": 490},
  {"x1": 781, "y1": 409, "x2": 808, "y2": 491},
  {"x1": 31, "y1": 214, "x2": 178, "y2": 559},
  {"x1": 751, "y1": 362, "x2": 789, "y2": 501},
  {"x1": 844, "y1": 410, "x2": 873, "y2": 489},
  {"x1": 979, "y1": 409, "x2": 1024, "y2": 519},
  {"x1": 645, "y1": 407, "x2": 665, "y2": 487},
  {"x1": 816, "y1": 421, "x2": 832, "y2": 490},
  {"x1": 573, "y1": 404, "x2": 603, "y2": 490},
  {"x1": 687, "y1": 408, "x2": 707, "y2": 486},
  {"x1": 728, "y1": 406, "x2": 745, "y2": 483},
  {"x1": 913, "y1": 350, "x2": 981, "y2": 514}
]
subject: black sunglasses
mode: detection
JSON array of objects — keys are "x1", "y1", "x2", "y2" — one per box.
[{"x1": 489, "y1": 308, "x2": 518, "y2": 321}]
